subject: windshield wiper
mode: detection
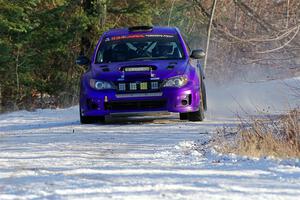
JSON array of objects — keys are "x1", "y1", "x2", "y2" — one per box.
[{"x1": 128, "y1": 57, "x2": 152, "y2": 61}]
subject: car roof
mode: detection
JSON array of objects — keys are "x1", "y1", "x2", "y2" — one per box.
[{"x1": 104, "y1": 26, "x2": 179, "y2": 37}]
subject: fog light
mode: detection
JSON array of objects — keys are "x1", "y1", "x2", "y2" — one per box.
[
  {"x1": 140, "y1": 82, "x2": 148, "y2": 90},
  {"x1": 181, "y1": 99, "x2": 188, "y2": 106},
  {"x1": 151, "y1": 82, "x2": 159, "y2": 89},
  {"x1": 119, "y1": 83, "x2": 126, "y2": 91},
  {"x1": 129, "y1": 83, "x2": 137, "y2": 90}
]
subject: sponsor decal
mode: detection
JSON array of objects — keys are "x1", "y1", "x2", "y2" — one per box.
[
  {"x1": 111, "y1": 35, "x2": 145, "y2": 41},
  {"x1": 145, "y1": 34, "x2": 174, "y2": 38},
  {"x1": 107, "y1": 34, "x2": 174, "y2": 41}
]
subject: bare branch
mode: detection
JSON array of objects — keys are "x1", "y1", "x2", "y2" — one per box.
[{"x1": 256, "y1": 25, "x2": 300, "y2": 54}]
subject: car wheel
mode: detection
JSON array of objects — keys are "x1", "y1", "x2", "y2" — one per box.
[
  {"x1": 97, "y1": 116, "x2": 105, "y2": 123},
  {"x1": 79, "y1": 107, "x2": 105, "y2": 124},
  {"x1": 80, "y1": 114, "x2": 105, "y2": 124},
  {"x1": 188, "y1": 107, "x2": 204, "y2": 121},
  {"x1": 179, "y1": 113, "x2": 188, "y2": 120},
  {"x1": 202, "y1": 81, "x2": 207, "y2": 111},
  {"x1": 188, "y1": 96, "x2": 205, "y2": 122},
  {"x1": 80, "y1": 111, "x2": 97, "y2": 124}
]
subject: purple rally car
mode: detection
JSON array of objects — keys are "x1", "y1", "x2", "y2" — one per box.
[{"x1": 76, "y1": 26, "x2": 207, "y2": 123}]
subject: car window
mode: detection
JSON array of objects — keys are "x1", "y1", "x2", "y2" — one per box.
[
  {"x1": 181, "y1": 35, "x2": 191, "y2": 55},
  {"x1": 96, "y1": 34, "x2": 185, "y2": 63}
]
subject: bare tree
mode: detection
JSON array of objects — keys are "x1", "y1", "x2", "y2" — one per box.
[{"x1": 203, "y1": 0, "x2": 218, "y2": 71}]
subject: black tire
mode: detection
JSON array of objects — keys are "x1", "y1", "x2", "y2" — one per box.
[
  {"x1": 179, "y1": 113, "x2": 188, "y2": 120},
  {"x1": 202, "y1": 81, "x2": 207, "y2": 111},
  {"x1": 188, "y1": 106, "x2": 205, "y2": 121},
  {"x1": 187, "y1": 75, "x2": 206, "y2": 121},
  {"x1": 188, "y1": 90, "x2": 205, "y2": 122},
  {"x1": 80, "y1": 114, "x2": 96, "y2": 124},
  {"x1": 97, "y1": 116, "x2": 106, "y2": 123},
  {"x1": 80, "y1": 114, "x2": 105, "y2": 124},
  {"x1": 80, "y1": 107, "x2": 105, "y2": 124}
]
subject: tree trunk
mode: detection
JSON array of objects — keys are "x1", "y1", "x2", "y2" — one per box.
[
  {"x1": 203, "y1": 0, "x2": 218, "y2": 71},
  {"x1": 80, "y1": 0, "x2": 93, "y2": 55},
  {"x1": 99, "y1": 0, "x2": 107, "y2": 28},
  {"x1": 15, "y1": 46, "x2": 20, "y2": 99}
]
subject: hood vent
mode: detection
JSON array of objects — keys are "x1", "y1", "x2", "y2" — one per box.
[
  {"x1": 167, "y1": 62, "x2": 177, "y2": 70},
  {"x1": 167, "y1": 65, "x2": 175, "y2": 70},
  {"x1": 102, "y1": 68, "x2": 110, "y2": 72}
]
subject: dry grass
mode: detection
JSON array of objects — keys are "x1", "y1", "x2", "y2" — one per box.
[{"x1": 214, "y1": 109, "x2": 300, "y2": 158}]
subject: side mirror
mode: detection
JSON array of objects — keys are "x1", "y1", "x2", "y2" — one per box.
[
  {"x1": 76, "y1": 55, "x2": 90, "y2": 66},
  {"x1": 190, "y1": 49, "x2": 206, "y2": 59}
]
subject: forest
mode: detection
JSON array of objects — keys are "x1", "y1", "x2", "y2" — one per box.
[{"x1": 1, "y1": 0, "x2": 299, "y2": 112}]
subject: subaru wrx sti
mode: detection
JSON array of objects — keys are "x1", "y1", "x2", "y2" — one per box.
[{"x1": 76, "y1": 26, "x2": 207, "y2": 123}]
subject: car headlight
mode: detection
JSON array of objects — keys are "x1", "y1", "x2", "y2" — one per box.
[
  {"x1": 162, "y1": 75, "x2": 188, "y2": 88},
  {"x1": 89, "y1": 79, "x2": 114, "y2": 90}
]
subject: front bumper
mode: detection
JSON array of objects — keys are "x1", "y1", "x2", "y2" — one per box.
[{"x1": 80, "y1": 82, "x2": 201, "y2": 117}]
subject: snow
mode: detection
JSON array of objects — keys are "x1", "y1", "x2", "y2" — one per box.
[
  {"x1": 0, "y1": 77, "x2": 300, "y2": 199},
  {"x1": 1, "y1": 106, "x2": 300, "y2": 200}
]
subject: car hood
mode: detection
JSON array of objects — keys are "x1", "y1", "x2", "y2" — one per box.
[{"x1": 91, "y1": 60, "x2": 189, "y2": 82}]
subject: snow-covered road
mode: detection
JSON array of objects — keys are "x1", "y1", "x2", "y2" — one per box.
[{"x1": 1, "y1": 107, "x2": 300, "y2": 200}]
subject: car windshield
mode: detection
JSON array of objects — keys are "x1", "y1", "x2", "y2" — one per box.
[{"x1": 95, "y1": 34, "x2": 185, "y2": 63}]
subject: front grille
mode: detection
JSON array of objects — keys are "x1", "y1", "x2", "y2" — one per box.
[
  {"x1": 116, "y1": 81, "x2": 161, "y2": 93},
  {"x1": 105, "y1": 100, "x2": 167, "y2": 111}
]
